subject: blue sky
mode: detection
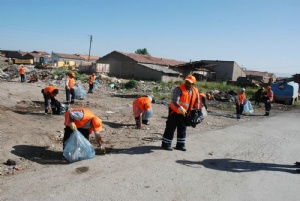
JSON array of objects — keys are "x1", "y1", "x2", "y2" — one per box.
[{"x1": 1, "y1": 0, "x2": 299, "y2": 76}]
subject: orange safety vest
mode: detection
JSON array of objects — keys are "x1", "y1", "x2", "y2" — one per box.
[
  {"x1": 169, "y1": 84, "x2": 199, "y2": 114},
  {"x1": 267, "y1": 89, "x2": 274, "y2": 102},
  {"x1": 19, "y1": 67, "x2": 25, "y2": 74},
  {"x1": 67, "y1": 76, "x2": 75, "y2": 89},
  {"x1": 44, "y1": 86, "x2": 58, "y2": 97},
  {"x1": 199, "y1": 92, "x2": 206, "y2": 109},
  {"x1": 88, "y1": 75, "x2": 95, "y2": 84},
  {"x1": 135, "y1": 97, "x2": 151, "y2": 113},
  {"x1": 236, "y1": 92, "x2": 246, "y2": 104},
  {"x1": 64, "y1": 108, "x2": 102, "y2": 133}
]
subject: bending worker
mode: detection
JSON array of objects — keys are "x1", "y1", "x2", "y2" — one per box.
[
  {"x1": 132, "y1": 95, "x2": 153, "y2": 129},
  {"x1": 199, "y1": 91, "x2": 208, "y2": 111},
  {"x1": 63, "y1": 108, "x2": 105, "y2": 153},
  {"x1": 236, "y1": 88, "x2": 246, "y2": 119},
  {"x1": 88, "y1": 73, "x2": 96, "y2": 93},
  {"x1": 41, "y1": 86, "x2": 59, "y2": 114},
  {"x1": 161, "y1": 75, "x2": 200, "y2": 151},
  {"x1": 65, "y1": 72, "x2": 76, "y2": 104},
  {"x1": 264, "y1": 86, "x2": 273, "y2": 116}
]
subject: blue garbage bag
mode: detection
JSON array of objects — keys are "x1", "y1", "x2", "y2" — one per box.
[
  {"x1": 243, "y1": 100, "x2": 254, "y2": 115},
  {"x1": 142, "y1": 107, "x2": 153, "y2": 120},
  {"x1": 75, "y1": 84, "x2": 87, "y2": 100},
  {"x1": 93, "y1": 80, "x2": 100, "y2": 89},
  {"x1": 63, "y1": 129, "x2": 95, "y2": 163}
]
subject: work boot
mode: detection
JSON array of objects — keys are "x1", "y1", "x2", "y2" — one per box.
[
  {"x1": 161, "y1": 145, "x2": 173, "y2": 151},
  {"x1": 175, "y1": 145, "x2": 187, "y2": 151},
  {"x1": 142, "y1": 120, "x2": 148, "y2": 125},
  {"x1": 264, "y1": 113, "x2": 269, "y2": 116},
  {"x1": 296, "y1": 169, "x2": 300, "y2": 173},
  {"x1": 70, "y1": 100, "x2": 74, "y2": 104}
]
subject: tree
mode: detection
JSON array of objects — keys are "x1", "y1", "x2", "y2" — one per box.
[{"x1": 135, "y1": 48, "x2": 150, "y2": 56}]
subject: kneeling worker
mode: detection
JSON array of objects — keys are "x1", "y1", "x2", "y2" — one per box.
[
  {"x1": 132, "y1": 95, "x2": 153, "y2": 129},
  {"x1": 63, "y1": 108, "x2": 105, "y2": 153},
  {"x1": 42, "y1": 86, "x2": 59, "y2": 114}
]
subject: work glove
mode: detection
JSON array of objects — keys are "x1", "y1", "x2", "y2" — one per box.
[
  {"x1": 66, "y1": 86, "x2": 70, "y2": 90},
  {"x1": 70, "y1": 122, "x2": 76, "y2": 131},
  {"x1": 179, "y1": 106, "x2": 187, "y2": 116},
  {"x1": 266, "y1": 99, "x2": 270, "y2": 103}
]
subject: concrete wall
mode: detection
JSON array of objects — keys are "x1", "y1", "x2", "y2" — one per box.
[{"x1": 202, "y1": 60, "x2": 245, "y2": 81}]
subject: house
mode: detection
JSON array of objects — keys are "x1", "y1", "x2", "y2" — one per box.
[
  {"x1": 51, "y1": 52, "x2": 85, "y2": 67},
  {"x1": 96, "y1": 51, "x2": 184, "y2": 82},
  {"x1": 243, "y1": 70, "x2": 276, "y2": 84},
  {"x1": 171, "y1": 61, "x2": 216, "y2": 81},
  {"x1": 23, "y1": 51, "x2": 51, "y2": 65},
  {"x1": 75, "y1": 54, "x2": 99, "y2": 62},
  {"x1": 200, "y1": 60, "x2": 245, "y2": 81}
]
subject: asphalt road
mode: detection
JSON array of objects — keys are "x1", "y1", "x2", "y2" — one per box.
[{"x1": 1, "y1": 108, "x2": 300, "y2": 201}]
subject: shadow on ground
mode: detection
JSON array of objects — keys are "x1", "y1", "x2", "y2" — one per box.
[{"x1": 176, "y1": 158, "x2": 298, "y2": 174}]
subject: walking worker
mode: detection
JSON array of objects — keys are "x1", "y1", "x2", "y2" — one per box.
[
  {"x1": 264, "y1": 86, "x2": 273, "y2": 116},
  {"x1": 199, "y1": 91, "x2": 208, "y2": 111},
  {"x1": 254, "y1": 86, "x2": 264, "y2": 106},
  {"x1": 41, "y1": 86, "x2": 59, "y2": 114},
  {"x1": 161, "y1": 75, "x2": 200, "y2": 151},
  {"x1": 63, "y1": 108, "x2": 105, "y2": 153},
  {"x1": 19, "y1": 65, "x2": 25, "y2": 82},
  {"x1": 132, "y1": 95, "x2": 153, "y2": 129},
  {"x1": 65, "y1": 72, "x2": 76, "y2": 105},
  {"x1": 236, "y1": 88, "x2": 246, "y2": 119},
  {"x1": 88, "y1": 73, "x2": 96, "y2": 93}
]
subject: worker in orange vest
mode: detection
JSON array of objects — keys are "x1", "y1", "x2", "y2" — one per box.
[
  {"x1": 264, "y1": 86, "x2": 274, "y2": 116},
  {"x1": 162, "y1": 75, "x2": 200, "y2": 151},
  {"x1": 132, "y1": 95, "x2": 153, "y2": 129},
  {"x1": 199, "y1": 91, "x2": 208, "y2": 111},
  {"x1": 88, "y1": 73, "x2": 96, "y2": 94},
  {"x1": 65, "y1": 72, "x2": 76, "y2": 105},
  {"x1": 41, "y1": 86, "x2": 59, "y2": 114},
  {"x1": 19, "y1": 65, "x2": 25, "y2": 82},
  {"x1": 64, "y1": 108, "x2": 105, "y2": 153},
  {"x1": 236, "y1": 88, "x2": 246, "y2": 119}
]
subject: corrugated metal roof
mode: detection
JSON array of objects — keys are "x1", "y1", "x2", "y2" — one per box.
[
  {"x1": 52, "y1": 52, "x2": 84, "y2": 60},
  {"x1": 118, "y1": 51, "x2": 186, "y2": 66},
  {"x1": 139, "y1": 63, "x2": 181, "y2": 75}
]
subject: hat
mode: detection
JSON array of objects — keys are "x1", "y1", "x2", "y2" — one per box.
[
  {"x1": 92, "y1": 117, "x2": 102, "y2": 132},
  {"x1": 185, "y1": 75, "x2": 196, "y2": 84},
  {"x1": 267, "y1": 86, "x2": 271, "y2": 89},
  {"x1": 241, "y1": 88, "x2": 245, "y2": 92},
  {"x1": 147, "y1": 95, "x2": 153, "y2": 102}
]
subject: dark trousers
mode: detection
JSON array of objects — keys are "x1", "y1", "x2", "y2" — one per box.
[
  {"x1": 88, "y1": 83, "x2": 94, "y2": 93},
  {"x1": 162, "y1": 108, "x2": 187, "y2": 148},
  {"x1": 66, "y1": 88, "x2": 75, "y2": 103},
  {"x1": 20, "y1": 74, "x2": 25, "y2": 82},
  {"x1": 265, "y1": 101, "x2": 272, "y2": 114},
  {"x1": 236, "y1": 103, "x2": 244, "y2": 117},
  {"x1": 42, "y1": 90, "x2": 56, "y2": 113},
  {"x1": 63, "y1": 126, "x2": 90, "y2": 149}
]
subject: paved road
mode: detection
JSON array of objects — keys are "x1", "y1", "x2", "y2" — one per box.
[{"x1": 1, "y1": 109, "x2": 300, "y2": 201}]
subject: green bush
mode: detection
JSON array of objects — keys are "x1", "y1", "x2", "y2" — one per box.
[{"x1": 124, "y1": 79, "x2": 138, "y2": 89}]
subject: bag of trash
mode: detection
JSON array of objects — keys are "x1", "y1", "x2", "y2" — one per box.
[
  {"x1": 51, "y1": 99, "x2": 68, "y2": 115},
  {"x1": 75, "y1": 84, "x2": 87, "y2": 100},
  {"x1": 63, "y1": 129, "x2": 95, "y2": 163},
  {"x1": 243, "y1": 100, "x2": 254, "y2": 115},
  {"x1": 93, "y1": 80, "x2": 100, "y2": 90},
  {"x1": 201, "y1": 107, "x2": 208, "y2": 117},
  {"x1": 180, "y1": 109, "x2": 204, "y2": 128},
  {"x1": 142, "y1": 107, "x2": 153, "y2": 120}
]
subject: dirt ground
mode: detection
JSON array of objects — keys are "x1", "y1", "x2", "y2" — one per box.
[{"x1": 0, "y1": 79, "x2": 294, "y2": 176}]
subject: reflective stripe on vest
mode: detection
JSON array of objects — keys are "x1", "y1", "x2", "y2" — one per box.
[
  {"x1": 64, "y1": 108, "x2": 95, "y2": 128},
  {"x1": 169, "y1": 84, "x2": 198, "y2": 114},
  {"x1": 267, "y1": 90, "x2": 274, "y2": 102}
]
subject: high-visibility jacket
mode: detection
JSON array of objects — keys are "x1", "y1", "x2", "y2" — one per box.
[
  {"x1": 66, "y1": 76, "x2": 75, "y2": 89},
  {"x1": 169, "y1": 84, "x2": 199, "y2": 114},
  {"x1": 134, "y1": 97, "x2": 151, "y2": 113},
  {"x1": 267, "y1": 89, "x2": 274, "y2": 102},
  {"x1": 236, "y1": 92, "x2": 246, "y2": 104},
  {"x1": 19, "y1": 67, "x2": 25, "y2": 74},
  {"x1": 88, "y1": 75, "x2": 95, "y2": 84},
  {"x1": 44, "y1": 86, "x2": 58, "y2": 97},
  {"x1": 64, "y1": 108, "x2": 102, "y2": 134},
  {"x1": 199, "y1": 92, "x2": 206, "y2": 109}
]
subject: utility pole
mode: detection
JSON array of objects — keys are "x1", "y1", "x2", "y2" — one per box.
[{"x1": 88, "y1": 35, "x2": 93, "y2": 62}]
